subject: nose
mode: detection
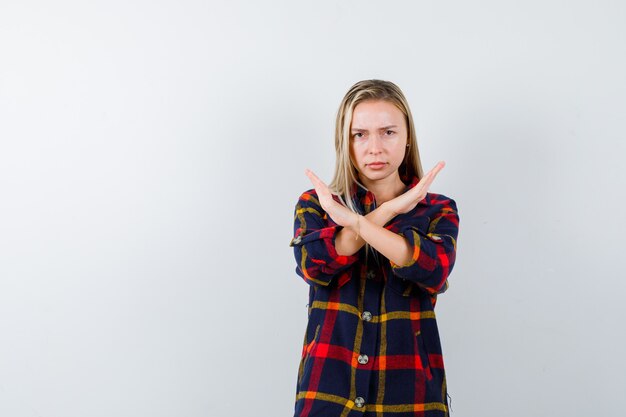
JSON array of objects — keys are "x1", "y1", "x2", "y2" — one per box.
[{"x1": 367, "y1": 134, "x2": 383, "y2": 154}]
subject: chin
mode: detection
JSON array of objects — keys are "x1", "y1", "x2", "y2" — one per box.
[{"x1": 362, "y1": 171, "x2": 391, "y2": 181}]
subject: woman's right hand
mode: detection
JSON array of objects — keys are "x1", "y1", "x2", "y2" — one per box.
[{"x1": 384, "y1": 161, "x2": 446, "y2": 216}]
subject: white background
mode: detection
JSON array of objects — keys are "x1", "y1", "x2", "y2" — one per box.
[{"x1": 1, "y1": 1, "x2": 625, "y2": 416}]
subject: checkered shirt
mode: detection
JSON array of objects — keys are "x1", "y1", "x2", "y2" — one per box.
[{"x1": 289, "y1": 174, "x2": 460, "y2": 417}]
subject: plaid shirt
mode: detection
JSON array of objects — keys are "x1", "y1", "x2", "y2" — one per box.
[{"x1": 289, "y1": 174, "x2": 460, "y2": 417}]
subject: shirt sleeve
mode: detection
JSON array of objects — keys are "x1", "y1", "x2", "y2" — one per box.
[
  {"x1": 388, "y1": 195, "x2": 460, "y2": 295},
  {"x1": 289, "y1": 190, "x2": 359, "y2": 288}
]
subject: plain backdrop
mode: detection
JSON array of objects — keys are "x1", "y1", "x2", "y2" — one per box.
[{"x1": 1, "y1": 1, "x2": 625, "y2": 416}]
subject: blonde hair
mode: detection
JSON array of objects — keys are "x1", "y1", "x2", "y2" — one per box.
[{"x1": 329, "y1": 79, "x2": 424, "y2": 213}]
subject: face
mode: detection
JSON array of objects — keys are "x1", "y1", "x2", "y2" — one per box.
[{"x1": 349, "y1": 99, "x2": 408, "y2": 183}]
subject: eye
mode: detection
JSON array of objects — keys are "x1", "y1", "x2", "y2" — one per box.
[
  {"x1": 352, "y1": 132, "x2": 364, "y2": 139},
  {"x1": 385, "y1": 130, "x2": 395, "y2": 136}
]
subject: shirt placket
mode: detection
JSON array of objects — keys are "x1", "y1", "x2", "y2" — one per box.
[
  {"x1": 353, "y1": 266, "x2": 384, "y2": 411},
  {"x1": 351, "y1": 192, "x2": 383, "y2": 411}
]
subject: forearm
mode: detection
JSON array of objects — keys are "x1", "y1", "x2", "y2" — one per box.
[
  {"x1": 350, "y1": 214, "x2": 413, "y2": 266},
  {"x1": 335, "y1": 202, "x2": 399, "y2": 257}
]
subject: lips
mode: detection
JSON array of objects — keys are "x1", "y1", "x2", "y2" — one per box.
[{"x1": 367, "y1": 162, "x2": 387, "y2": 170}]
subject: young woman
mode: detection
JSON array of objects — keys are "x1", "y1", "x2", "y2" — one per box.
[{"x1": 289, "y1": 80, "x2": 460, "y2": 417}]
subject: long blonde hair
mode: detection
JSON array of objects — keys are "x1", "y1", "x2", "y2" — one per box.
[{"x1": 329, "y1": 79, "x2": 424, "y2": 213}]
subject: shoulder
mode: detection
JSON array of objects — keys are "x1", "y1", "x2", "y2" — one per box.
[
  {"x1": 294, "y1": 189, "x2": 326, "y2": 215},
  {"x1": 296, "y1": 188, "x2": 343, "y2": 206},
  {"x1": 424, "y1": 192, "x2": 458, "y2": 214},
  {"x1": 426, "y1": 192, "x2": 457, "y2": 207},
  {"x1": 296, "y1": 188, "x2": 320, "y2": 206},
  {"x1": 298, "y1": 188, "x2": 318, "y2": 200}
]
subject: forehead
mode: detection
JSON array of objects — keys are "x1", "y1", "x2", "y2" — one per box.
[{"x1": 351, "y1": 100, "x2": 405, "y2": 128}]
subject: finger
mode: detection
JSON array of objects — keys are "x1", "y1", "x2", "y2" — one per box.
[
  {"x1": 422, "y1": 161, "x2": 445, "y2": 180},
  {"x1": 420, "y1": 174, "x2": 437, "y2": 192},
  {"x1": 419, "y1": 162, "x2": 445, "y2": 191},
  {"x1": 413, "y1": 169, "x2": 435, "y2": 191},
  {"x1": 408, "y1": 162, "x2": 444, "y2": 197},
  {"x1": 305, "y1": 169, "x2": 328, "y2": 186},
  {"x1": 431, "y1": 160, "x2": 445, "y2": 176},
  {"x1": 305, "y1": 169, "x2": 331, "y2": 198},
  {"x1": 420, "y1": 161, "x2": 445, "y2": 185},
  {"x1": 421, "y1": 166, "x2": 441, "y2": 186},
  {"x1": 305, "y1": 169, "x2": 323, "y2": 188}
]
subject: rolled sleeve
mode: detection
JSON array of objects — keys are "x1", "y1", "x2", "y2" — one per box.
[
  {"x1": 389, "y1": 197, "x2": 460, "y2": 295},
  {"x1": 289, "y1": 191, "x2": 359, "y2": 288}
]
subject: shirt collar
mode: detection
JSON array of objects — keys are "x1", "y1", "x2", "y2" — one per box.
[{"x1": 349, "y1": 173, "x2": 421, "y2": 207}]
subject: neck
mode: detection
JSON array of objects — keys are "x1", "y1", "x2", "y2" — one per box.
[{"x1": 359, "y1": 172, "x2": 406, "y2": 205}]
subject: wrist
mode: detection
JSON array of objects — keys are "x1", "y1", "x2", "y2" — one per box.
[
  {"x1": 350, "y1": 213, "x2": 362, "y2": 241},
  {"x1": 379, "y1": 201, "x2": 397, "y2": 220}
]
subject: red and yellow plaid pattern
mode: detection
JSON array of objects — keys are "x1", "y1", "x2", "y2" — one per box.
[{"x1": 289, "y1": 174, "x2": 460, "y2": 417}]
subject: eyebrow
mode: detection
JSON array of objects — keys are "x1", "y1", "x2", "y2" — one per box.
[{"x1": 351, "y1": 125, "x2": 399, "y2": 132}]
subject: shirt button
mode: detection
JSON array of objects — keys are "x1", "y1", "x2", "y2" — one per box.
[
  {"x1": 361, "y1": 311, "x2": 372, "y2": 322},
  {"x1": 366, "y1": 270, "x2": 375, "y2": 280},
  {"x1": 357, "y1": 354, "x2": 369, "y2": 365},
  {"x1": 354, "y1": 397, "x2": 365, "y2": 408},
  {"x1": 292, "y1": 235, "x2": 302, "y2": 244}
]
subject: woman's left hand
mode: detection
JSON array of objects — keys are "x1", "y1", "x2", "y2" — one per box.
[{"x1": 304, "y1": 169, "x2": 358, "y2": 228}]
